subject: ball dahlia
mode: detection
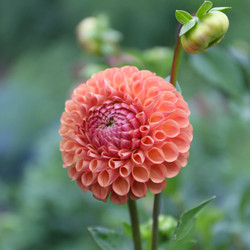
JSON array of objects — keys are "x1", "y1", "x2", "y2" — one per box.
[{"x1": 59, "y1": 66, "x2": 192, "y2": 204}]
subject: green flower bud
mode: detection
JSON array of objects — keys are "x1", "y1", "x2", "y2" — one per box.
[
  {"x1": 181, "y1": 11, "x2": 229, "y2": 54},
  {"x1": 76, "y1": 15, "x2": 122, "y2": 55}
]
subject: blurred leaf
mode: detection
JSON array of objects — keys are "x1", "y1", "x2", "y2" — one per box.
[
  {"x1": 179, "y1": 19, "x2": 196, "y2": 36},
  {"x1": 167, "y1": 196, "x2": 215, "y2": 250},
  {"x1": 122, "y1": 222, "x2": 132, "y2": 238},
  {"x1": 239, "y1": 184, "x2": 250, "y2": 221},
  {"x1": 175, "y1": 10, "x2": 193, "y2": 25},
  {"x1": 190, "y1": 47, "x2": 245, "y2": 99},
  {"x1": 88, "y1": 227, "x2": 132, "y2": 250},
  {"x1": 196, "y1": 1, "x2": 213, "y2": 18}
]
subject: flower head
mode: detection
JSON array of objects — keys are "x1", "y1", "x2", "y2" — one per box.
[{"x1": 59, "y1": 66, "x2": 192, "y2": 204}]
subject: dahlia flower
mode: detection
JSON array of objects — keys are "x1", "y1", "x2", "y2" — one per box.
[{"x1": 59, "y1": 66, "x2": 192, "y2": 204}]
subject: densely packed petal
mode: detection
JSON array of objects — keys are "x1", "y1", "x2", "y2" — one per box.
[{"x1": 59, "y1": 66, "x2": 193, "y2": 204}]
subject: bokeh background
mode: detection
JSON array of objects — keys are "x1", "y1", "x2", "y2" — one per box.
[{"x1": 0, "y1": 0, "x2": 250, "y2": 249}]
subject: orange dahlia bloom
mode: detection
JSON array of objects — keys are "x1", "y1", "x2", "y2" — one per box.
[{"x1": 59, "y1": 66, "x2": 192, "y2": 204}]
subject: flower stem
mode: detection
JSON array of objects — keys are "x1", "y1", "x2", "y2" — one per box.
[
  {"x1": 151, "y1": 193, "x2": 161, "y2": 250},
  {"x1": 128, "y1": 198, "x2": 142, "y2": 250},
  {"x1": 170, "y1": 33, "x2": 182, "y2": 86}
]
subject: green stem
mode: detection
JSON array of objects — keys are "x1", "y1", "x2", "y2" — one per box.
[
  {"x1": 128, "y1": 199, "x2": 142, "y2": 250},
  {"x1": 170, "y1": 34, "x2": 182, "y2": 86},
  {"x1": 151, "y1": 193, "x2": 161, "y2": 250}
]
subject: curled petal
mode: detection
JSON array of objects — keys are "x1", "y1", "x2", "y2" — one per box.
[
  {"x1": 161, "y1": 119, "x2": 180, "y2": 138},
  {"x1": 161, "y1": 142, "x2": 179, "y2": 162},
  {"x1": 62, "y1": 152, "x2": 75, "y2": 167},
  {"x1": 149, "y1": 112, "x2": 165, "y2": 129},
  {"x1": 147, "y1": 179, "x2": 167, "y2": 194},
  {"x1": 131, "y1": 149, "x2": 145, "y2": 165},
  {"x1": 76, "y1": 177, "x2": 89, "y2": 192},
  {"x1": 139, "y1": 125, "x2": 150, "y2": 137},
  {"x1": 91, "y1": 183, "x2": 109, "y2": 202},
  {"x1": 140, "y1": 136, "x2": 154, "y2": 150},
  {"x1": 89, "y1": 159, "x2": 107, "y2": 172},
  {"x1": 163, "y1": 161, "x2": 181, "y2": 178},
  {"x1": 108, "y1": 158, "x2": 124, "y2": 169},
  {"x1": 157, "y1": 101, "x2": 176, "y2": 114},
  {"x1": 81, "y1": 171, "x2": 97, "y2": 187},
  {"x1": 151, "y1": 130, "x2": 167, "y2": 143},
  {"x1": 168, "y1": 109, "x2": 189, "y2": 128},
  {"x1": 149, "y1": 164, "x2": 168, "y2": 183},
  {"x1": 98, "y1": 169, "x2": 118, "y2": 187},
  {"x1": 146, "y1": 147, "x2": 165, "y2": 164},
  {"x1": 171, "y1": 132, "x2": 190, "y2": 153},
  {"x1": 110, "y1": 191, "x2": 128, "y2": 205},
  {"x1": 112, "y1": 177, "x2": 130, "y2": 196},
  {"x1": 132, "y1": 165, "x2": 150, "y2": 182},
  {"x1": 131, "y1": 181, "x2": 147, "y2": 198},
  {"x1": 119, "y1": 161, "x2": 133, "y2": 178},
  {"x1": 75, "y1": 159, "x2": 90, "y2": 172}
]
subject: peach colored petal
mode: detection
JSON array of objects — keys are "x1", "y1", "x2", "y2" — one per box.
[
  {"x1": 149, "y1": 164, "x2": 167, "y2": 183},
  {"x1": 136, "y1": 111, "x2": 146, "y2": 125},
  {"x1": 161, "y1": 142, "x2": 179, "y2": 162},
  {"x1": 157, "y1": 101, "x2": 176, "y2": 113},
  {"x1": 108, "y1": 158, "x2": 124, "y2": 169},
  {"x1": 81, "y1": 171, "x2": 97, "y2": 187},
  {"x1": 159, "y1": 91, "x2": 178, "y2": 103},
  {"x1": 121, "y1": 65, "x2": 139, "y2": 79},
  {"x1": 119, "y1": 161, "x2": 133, "y2": 178},
  {"x1": 139, "y1": 125, "x2": 150, "y2": 137},
  {"x1": 171, "y1": 132, "x2": 190, "y2": 153},
  {"x1": 140, "y1": 136, "x2": 154, "y2": 150},
  {"x1": 113, "y1": 71, "x2": 126, "y2": 88},
  {"x1": 110, "y1": 191, "x2": 128, "y2": 205},
  {"x1": 76, "y1": 177, "x2": 89, "y2": 192},
  {"x1": 62, "y1": 152, "x2": 75, "y2": 167},
  {"x1": 118, "y1": 149, "x2": 132, "y2": 159},
  {"x1": 178, "y1": 152, "x2": 189, "y2": 167},
  {"x1": 163, "y1": 161, "x2": 181, "y2": 178},
  {"x1": 149, "y1": 112, "x2": 165, "y2": 129},
  {"x1": 182, "y1": 124, "x2": 193, "y2": 141},
  {"x1": 91, "y1": 183, "x2": 109, "y2": 202},
  {"x1": 168, "y1": 109, "x2": 189, "y2": 128},
  {"x1": 131, "y1": 149, "x2": 145, "y2": 165},
  {"x1": 146, "y1": 147, "x2": 165, "y2": 164},
  {"x1": 147, "y1": 179, "x2": 167, "y2": 194},
  {"x1": 131, "y1": 181, "x2": 147, "y2": 198},
  {"x1": 152, "y1": 130, "x2": 167, "y2": 143},
  {"x1": 161, "y1": 119, "x2": 180, "y2": 138},
  {"x1": 89, "y1": 159, "x2": 107, "y2": 172},
  {"x1": 75, "y1": 159, "x2": 90, "y2": 172},
  {"x1": 97, "y1": 169, "x2": 117, "y2": 187},
  {"x1": 68, "y1": 166, "x2": 79, "y2": 180},
  {"x1": 112, "y1": 177, "x2": 130, "y2": 196},
  {"x1": 143, "y1": 98, "x2": 155, "y2": 116},
  {"x1": 132, "y1": 165, "x2": 150, "y2": 182}
]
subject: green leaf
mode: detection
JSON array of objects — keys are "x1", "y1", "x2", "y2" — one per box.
[
  {"x1": 175, "y1": 10, "x2": 193, "y2": 25},
  {"x1": 88, "y1": 227, "x2": 133, "y2": 250},
  {"x1": 167, "y1": 196, "x2": 216, "y2": 250},
  {"x1": 209, "y1": 7, "x2": 232, "y2": 13},
  {"x1": 179, "y1": 19, "x2": 197, "y2": 36},
  {"x1": 190, "y1": 47, "x2": 245, "y2": 99},
  {"x1": 196, "y1": 1, "x2": 213, "y2": 18},
  {"x1": 122, "y1": 222, "x2": 132, "y2": 238}
]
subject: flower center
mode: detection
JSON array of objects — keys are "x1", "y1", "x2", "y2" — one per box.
[{"x1": 86, "y1": 102, "x2": 141, "y2": 150}]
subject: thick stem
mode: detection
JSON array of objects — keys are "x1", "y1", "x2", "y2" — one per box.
[
  {"x1": 151, "y1": 193, "x2": 161, "y2": 250},
  {"x1": 170, "y1": 34, "x2": 182, "y2": 86},
  {"x1": 128, "y1": 199, "x2": 142, "y2": 250}
]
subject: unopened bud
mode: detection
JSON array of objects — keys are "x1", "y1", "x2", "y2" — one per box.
[
  {"x1": 76, "y1": 15, "x2": 121, "y2": 55},
  {"x1": 175, "y1": 1, "x2": 231, "y2": 54},
  {"x1": 181, "y1": 11, "x2": 229, "y2": 54}
]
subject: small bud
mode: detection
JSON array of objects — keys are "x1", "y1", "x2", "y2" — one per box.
[
  {"x1": 181, "y1": 11, "x2": 229, "y2": 54},
  {"x1": 76, "y1": 15, "x2": 121, "y2": 55}
]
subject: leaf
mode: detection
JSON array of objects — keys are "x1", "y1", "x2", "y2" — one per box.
[
  {"x1": 175, "y1": 10, "x2": 193, "y2": 25},
  {"x1": 122, "y1": 222, "x2": 132, "y2": 238},
  {"x1": 179, "y1": 19, "x2": 197, "y2": 36},
  {"x1": 209, "y1": 7, "x2": 232, "y2": 13},
  {"x1": 196, "y1": 1, "x2": 213, "y2": 18},
  {"x1": 167, "y1": 196, "x2": 216, "y2": 250},
  {"x1": 88, "y1": 227, "x2": 133, "y2": 250},
  {"x1": 190, "y1": 47, "x2": 245, "y2": 99}
]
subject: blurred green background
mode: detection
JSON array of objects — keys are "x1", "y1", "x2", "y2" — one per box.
[{"x1": 0, "y1": 0, "x2": 250, "y2": 249}]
